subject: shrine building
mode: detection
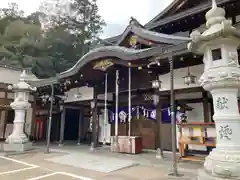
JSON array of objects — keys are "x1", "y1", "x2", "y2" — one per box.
[{"x1": 24, "y1": 0, "x2": 240, "y2": 157}]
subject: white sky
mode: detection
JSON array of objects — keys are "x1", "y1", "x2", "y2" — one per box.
[{"x1": 0, "y1": 0, "x2": 172, "y2": 37}]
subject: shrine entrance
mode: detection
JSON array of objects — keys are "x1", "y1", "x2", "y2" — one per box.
[
  {"x1": 34, "y1": 18, "x2": 197, "y2": 153},
  {"x1": 34, "y1": 12, "x2": 219, "y2": 158},
  {"x1": 64, "y1": 108, "x2": 79, "y2": 141}
]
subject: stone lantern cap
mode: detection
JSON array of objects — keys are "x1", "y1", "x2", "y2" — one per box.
[
  {"x1": 188, "y1": 0, "x2": 240, "y2": 53},
  {"x1": 8, "y1": 70, "x2": 37, "y2": 92}
]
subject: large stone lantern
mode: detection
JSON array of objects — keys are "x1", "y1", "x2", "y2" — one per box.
[
  {"x1": 4, "y1": 70, "x2": 36, "y2": 151},
  {"x1": 188, "y1": 0, "x2": 240, "y2": 179}
]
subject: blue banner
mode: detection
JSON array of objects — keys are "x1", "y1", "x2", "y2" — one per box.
[{"x1": 108, "y1": 104, "x2": 180, "y2": 124}]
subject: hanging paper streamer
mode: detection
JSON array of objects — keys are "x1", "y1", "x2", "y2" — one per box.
[
  {"x1": 107, "y1": 104, "x2": 186, "y2": 124},
  {"x1": 108, "y1": 110, "x2": 115, "y2": 123}
]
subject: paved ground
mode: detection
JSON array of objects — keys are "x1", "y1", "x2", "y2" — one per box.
[
  {"x1": 0, "y1": 145, "x2": 199, "y2": 180},
  {"x1": 46, "y1": 153, "x2": 137, "y2": 173},
  {"x1": 47, "y1": 144, "x2": 202, "y2": 175},
  {"x1": 0, "y1": 152, "x2": 104, "y2": 180}
]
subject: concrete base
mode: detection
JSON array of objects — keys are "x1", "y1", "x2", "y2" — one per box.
[
  {"x1": 89, "y1": 142, "x2": 96, "y2": 151},
  {"x1": 198, "y1": 169, "x2": 228, "y2": 180},
  {"x1": 197, "y1": 168, "x2": 240, "y2": 180},
  {"x1": 3, "y1": 142, "x2": 33, "y2": 152},
  {"x1": 156, "y1": 148, "x2": 164, "y2": 159}
]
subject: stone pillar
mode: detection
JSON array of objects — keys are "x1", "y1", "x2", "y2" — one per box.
[
  {"x1": 188, "y1": 0, "x2": 240, "y2": 179},
  {"x1": 4, "y1": 70, "x2": 36, "y2": 152},
  {"x1": 58, "y1": 107, "x2": 66, "y2": 146}
]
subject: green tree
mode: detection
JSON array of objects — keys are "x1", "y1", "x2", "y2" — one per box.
[
  {"x1": 0, "y1": 1, "x2": 105, "y2": 79},
  {"x1": 39, "y1": 0, "x2": 105, "y2": 55},
  {"x1": 32, "y1": 26, "x2": 77, "y2": 77},
  {"x1": 0, "y1": 2, "x2": 24, "y2": 18},
  {"x1": 0, "y1": 19, "x2": 43, "y2": 69}
]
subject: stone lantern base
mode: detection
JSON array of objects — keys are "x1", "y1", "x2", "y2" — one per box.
[
  {"x1": 2, "y1": 70, "x2": 36, "y2": 152},
  {"x1": 197, "y1": 148, "x2": 240, "y2": 180},
  {"x1": 3, "y1": 142, "x2": 33, "y2": 152}
]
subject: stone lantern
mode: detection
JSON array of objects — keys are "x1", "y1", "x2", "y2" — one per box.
[
  {"x1": 188, "y1": 0, "x2": 240, "y2": 179},
  {"x1": 4, "y1": 70, "x2": 36, "y2": 152}
]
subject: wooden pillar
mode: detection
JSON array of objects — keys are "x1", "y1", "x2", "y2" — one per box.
[
  {"x1": 155, "y1": 92, "x2": 164, "y2": 158},
  {"x1": 155, "y1": 91, "x2": 160, "y2": 149},
  {"x1": 58, "y1": 107, "x2": 66, "y2": 146},
  {"x1": 232, "y1": 7, "x2": 236, "y2": 24},
  {"x1": 202, "y1": 91, "x2": 210, "y2": 122},
  {"x1": 112, "y1": 94, "x2": 116, "y2": 136},
  {"x1": 97, "y1": 109, "x2": 100, "y2": 144},
  {"x1": 2, "y1": 90, "x2": 8, "y2": 139},
  {"x1": 128, "y1": 66, "x2": 131, "y2": 137},
  {"x1": 31, "y1": 97, "x2": 37, "y2": 140},
  {"x1": 77, "y1": 108, "x2": 82, "y2": 145},
  {"x1": 114, "y1": 70, "x2": 119, "y2": 149},
  {"x1": 91, "y1": 87, "x2": 98, "y2": 149},
  {"x1": 169, "y1": 56, "x2": 178, "y2": 175}
]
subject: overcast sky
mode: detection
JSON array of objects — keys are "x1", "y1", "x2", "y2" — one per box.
[{"x1": 0, "y1": 0, "x2": 173, "y2": 38}]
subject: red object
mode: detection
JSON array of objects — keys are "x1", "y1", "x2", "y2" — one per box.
[
  {"x1": 34, "y1": 119, "x2": 44, "y2": 140},
  {"x1": 134, "y1": 137, "x2": 142, "y2": 154},
  {"x1": 115, "y1": 136, "x2": 142, "y2": 154}
]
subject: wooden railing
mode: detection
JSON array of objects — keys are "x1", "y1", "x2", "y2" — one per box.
[{"x1": 178, "y1": 122, "x2": 216, "y2": 161}]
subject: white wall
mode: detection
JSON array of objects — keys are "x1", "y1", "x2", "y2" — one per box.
[
  {"x1": 158, "y1": 64, "x2": 203, "y2": 91},
  {"x1": 65, "y1": 86, "x2": 93, "y2": 102},
  {"x1": 186, "y1": 103, "x2": 204, "y2": 122},
  {"x1": 65, "y1": 86, "x2": 113, "y2": 103}
]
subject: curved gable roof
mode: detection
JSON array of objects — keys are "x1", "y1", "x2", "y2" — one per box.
[
  {"x1": 144, "y1": 0, "x2": 182, "y2": 27},
  {"x1": 116, "y1": 23, "x2": 189, "y2": 45}
]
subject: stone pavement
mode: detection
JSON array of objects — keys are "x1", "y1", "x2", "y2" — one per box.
[
  {"x1": 46, "y1": 153, "x2": 137, "y2": 173},
  {"x1": 0, "y1": 152, "x2": 104, "y2": 180},
  {"x1": 47, "y1": 144, "x2": 202, "y2": 175},
  {"x1": 0, "y1": 152, "x2": 195, "y2": 180},
  {"x1": 0, "y1": 144, "x2": 200, "y2": 179}
]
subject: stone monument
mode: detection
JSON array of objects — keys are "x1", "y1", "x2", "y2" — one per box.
[
  {"x1": 4, "y1": 70, "x2": 36, "y2": 152},
  {"x1": 188, "y1": 0, "x2": 240, "y2": 179}
]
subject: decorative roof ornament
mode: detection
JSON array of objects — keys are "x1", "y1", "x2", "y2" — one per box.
[
  {"x1": 93, "y1": 59, "x2": 114, "y2": 71},
  {"x1": 129, "y1": 35, "x2": 138, "y2": 47},
  {"x1": 205, "y1": 0, "x2": 226, "y2": 29},
  {"x1": 188, "y1": 0, "x2": 240, "y2": 53},
  {"x1": 129, "y1": 17, "x2": 142, "y2": 27}
]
